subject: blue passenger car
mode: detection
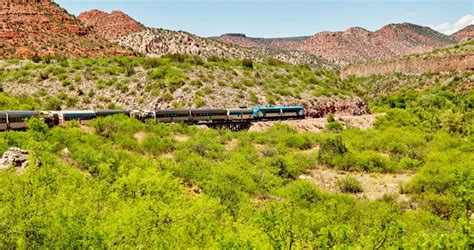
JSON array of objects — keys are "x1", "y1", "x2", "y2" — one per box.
[{"x1": 59, "y1": 111, "x2": 97, "y2": 125}]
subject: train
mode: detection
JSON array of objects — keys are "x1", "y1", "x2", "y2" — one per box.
[{"x1": 0, "y1": 106, "x2": 305, "y2": 131}]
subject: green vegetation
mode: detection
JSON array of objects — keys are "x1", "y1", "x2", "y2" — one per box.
[
  {"x1": 405, "y1": 39, "x2": 474, "y2": 59},
  {"x1": 337, "y1": 176, "x2": 363, "y2": 193},
  {"x1": 0, "y1": 54, "x2": 472, "y2": 247},
  {"x1": 0, "y1": 55, "x2": 354, "y2": 109},
  {"x1": 0, "y1": 78, "x2": 472, "y2": 247}
]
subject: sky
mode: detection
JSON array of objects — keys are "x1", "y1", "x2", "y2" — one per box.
[{"x1": 56, "y1": 0, "x2": 474, "y2": 38}]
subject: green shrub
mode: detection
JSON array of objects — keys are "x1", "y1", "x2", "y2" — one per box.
[
  {"x1": 27, "y1": 117, "x2": 49, "y2": 133},
  {"x1": 355, "y1": 151, "x2": 391, "y2": 173},
  {"x1": 142, "y1": 135, "x2": 175, "y2": 155},
  {"x1": 122, "y1": 62, "x2": 136, "y2": 76},
  {"x1": 44, "y1": 97, "x2": 61, "y2": 110},
  {"x1": 283, "y1": 180, "x2": 322, "y2": 208},
  {"x1": 265, "y1": 95, "x2": 276, "y2": 105},
  {"x1": 337, "y1": 176, "x2": 363, "y2": 193},
  {"x1": 249, "y1": 91, "x2": 259, "y2": 104},
  {"x1": 194, "y1": 97, "x2": 205, "y2": 108},
  {"x1": 327, "y1": 113, "x2": 336, "y2": 122},
  {"x1": 266, "y1": 58, "x2": 284, "y2": 66},
  {"x1": 318, "y1": 136, "x2": 348, "y2": 166},
  {"x1": 326, "y1": 121, "x2": 344, "y2": 132},
  {"x1": 31, "y1": 54, "x2": 42, "y2": 63},
  {"x1": 242, "y1": 59, "x2": 253, "y2": 69},
  {"x1": 142, "y1": 57, "x2": 161, "y2": 69}
]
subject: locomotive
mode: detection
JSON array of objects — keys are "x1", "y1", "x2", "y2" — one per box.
[{"x1": 0, "y1": 106, "x2": 305, "y2": 131}]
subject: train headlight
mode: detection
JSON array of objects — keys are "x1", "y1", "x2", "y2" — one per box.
[{"x1": 298, "y1": 110, "x2": 305, "y2": 116}]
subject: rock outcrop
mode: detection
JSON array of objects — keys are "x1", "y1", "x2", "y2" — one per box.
[
  {"x1": 342, "y1": 54, "x2": 474, "y2": 78},
  {"x1": 0, "y1": 0, "x2": 129, "y2": 58},
  {"x1": 302, "y1": 97, "x2": 370, "y2": 118},
  {"x1": 0, "y1": 147, "x2": 30, "y2": 173},
  {"x1": 78, "y1": 9, "x2": 146, "y2": 40}
]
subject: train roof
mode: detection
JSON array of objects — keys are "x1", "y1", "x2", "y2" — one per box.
[
  {"x1": 254, "y1": 106, "x2": 303, "y2": 110},
  {"x1": 228, "y1": 108, "x2": 253, "y2": 111},
  {"x1": 5, "y1": 111, "x2": 39, "y2": 117},
  {"x1": 60, "y1": 110, "x2": 96, "y2": 117},
  {"x1": 156, "y1": 109, "x2": 190, "y2": 113},
  {"x1": 190, "y1": 109, "x2": 227, "y2": 113},
  {"x1": 95, "y1": 110, "x2": 131, "y2": 115}
]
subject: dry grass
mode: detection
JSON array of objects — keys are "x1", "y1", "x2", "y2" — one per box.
[{"x1": 300, "y1": 167, "x2": 414, "y2": 201}]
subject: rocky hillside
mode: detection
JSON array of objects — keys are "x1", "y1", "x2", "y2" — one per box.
[
  {"x1": 300, "y1": 23, "x2": 456, "y2": 65},
  {"x1": 341, "y1": 39, "x2": 474, "y2": 78},
  {"x1": 78, "y1": 9, "x2": 146, "y2": 40},
  {"x1": 216, "y1": 33, "x2": 307, "y2": 50},
  {"x1": 0, "y1": 55, "x2": 362, "y2": 116},
  {"x1": 451, "y1": 25, "x2": 474, "y2": 42},
  {"x1": 216, "y1": 23, "x2": 457, "y2": 65},
  {"x1": 115, "y1": 28, "x2": 330, "y2": 67},
  {"x1": 0, "y1": 0, "x2": 128, "y2": 58}
]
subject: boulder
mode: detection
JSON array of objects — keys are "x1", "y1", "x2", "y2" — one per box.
[
  {"x1": 302, "y1": 97, "x2": 370, "y2": 118},
  {"x1": 0, "y1": 147, "x2": 30, "y2": 173}
]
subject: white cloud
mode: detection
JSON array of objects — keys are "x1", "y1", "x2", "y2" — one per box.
[{"x1": 431, "y1": 15, "x2": 474, "y2": 35}]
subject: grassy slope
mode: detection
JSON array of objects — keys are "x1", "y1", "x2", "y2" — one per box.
[
  {"x1": 404, "y1": 39, "x2": 474, "y2": 59},
  {"x1": 0, "y1": 55, "x2": 349, "y2": 110}
]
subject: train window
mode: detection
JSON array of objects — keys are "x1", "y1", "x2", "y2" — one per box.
[
  {"x1": 264, "y1": 110, "x2": 282, "y2": 114},
  {"x1": 65, "y1": 115, "x2": 95, "y2": 121},
  {"x1": 9, "y1": 117, "x2": 29, "y2": 123},
  {"x1": 0, "y1": 119, "x2": 6, "y2": 123}
]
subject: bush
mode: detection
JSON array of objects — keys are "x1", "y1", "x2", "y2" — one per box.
[
  {"x1": 44, "y1": 97, "x2": 61, "y2": 110},
  {"x1": 142, "y1": 57, "x2": 161, "y2": 69},
  {"x1": 327, "y1": 113, "x2": 336, "y2": 123},
  {"x1": 242, "y1": 59, "x2": 253, "y2": 69},
  {"x1": 142, "y1": 135, "x2": 175, "y2": 155},
  {"x1": 318, "y1": 136, "x2": 348, "y2": 166},
  {"x1": 123, "y1": 62, "x2": 136, "y2": 76},
  {"x1": 355, "y1": 151, "x2": 391, "y2": 173},
  {"x1": 337, "y1": 176, "x2": 363, "y2": 193},
  {"x1": 326, "y1": 121, "x2": 344, "y2": 132},
  {"x1": 207, "y1": 56, "x2": 220, "y2": 62},
  {"x1": 31, "y1": 54, "x2": 42, "y2": 63},
  {"x1": 27, "y1": 117, "x2": 49, "y2": 133},
  {"x1": 283, "y1": 180, "x2": 322, "y2": 208},
  {"x1": 266, "y1": 58, "x2": 284, "y2": 66}
]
